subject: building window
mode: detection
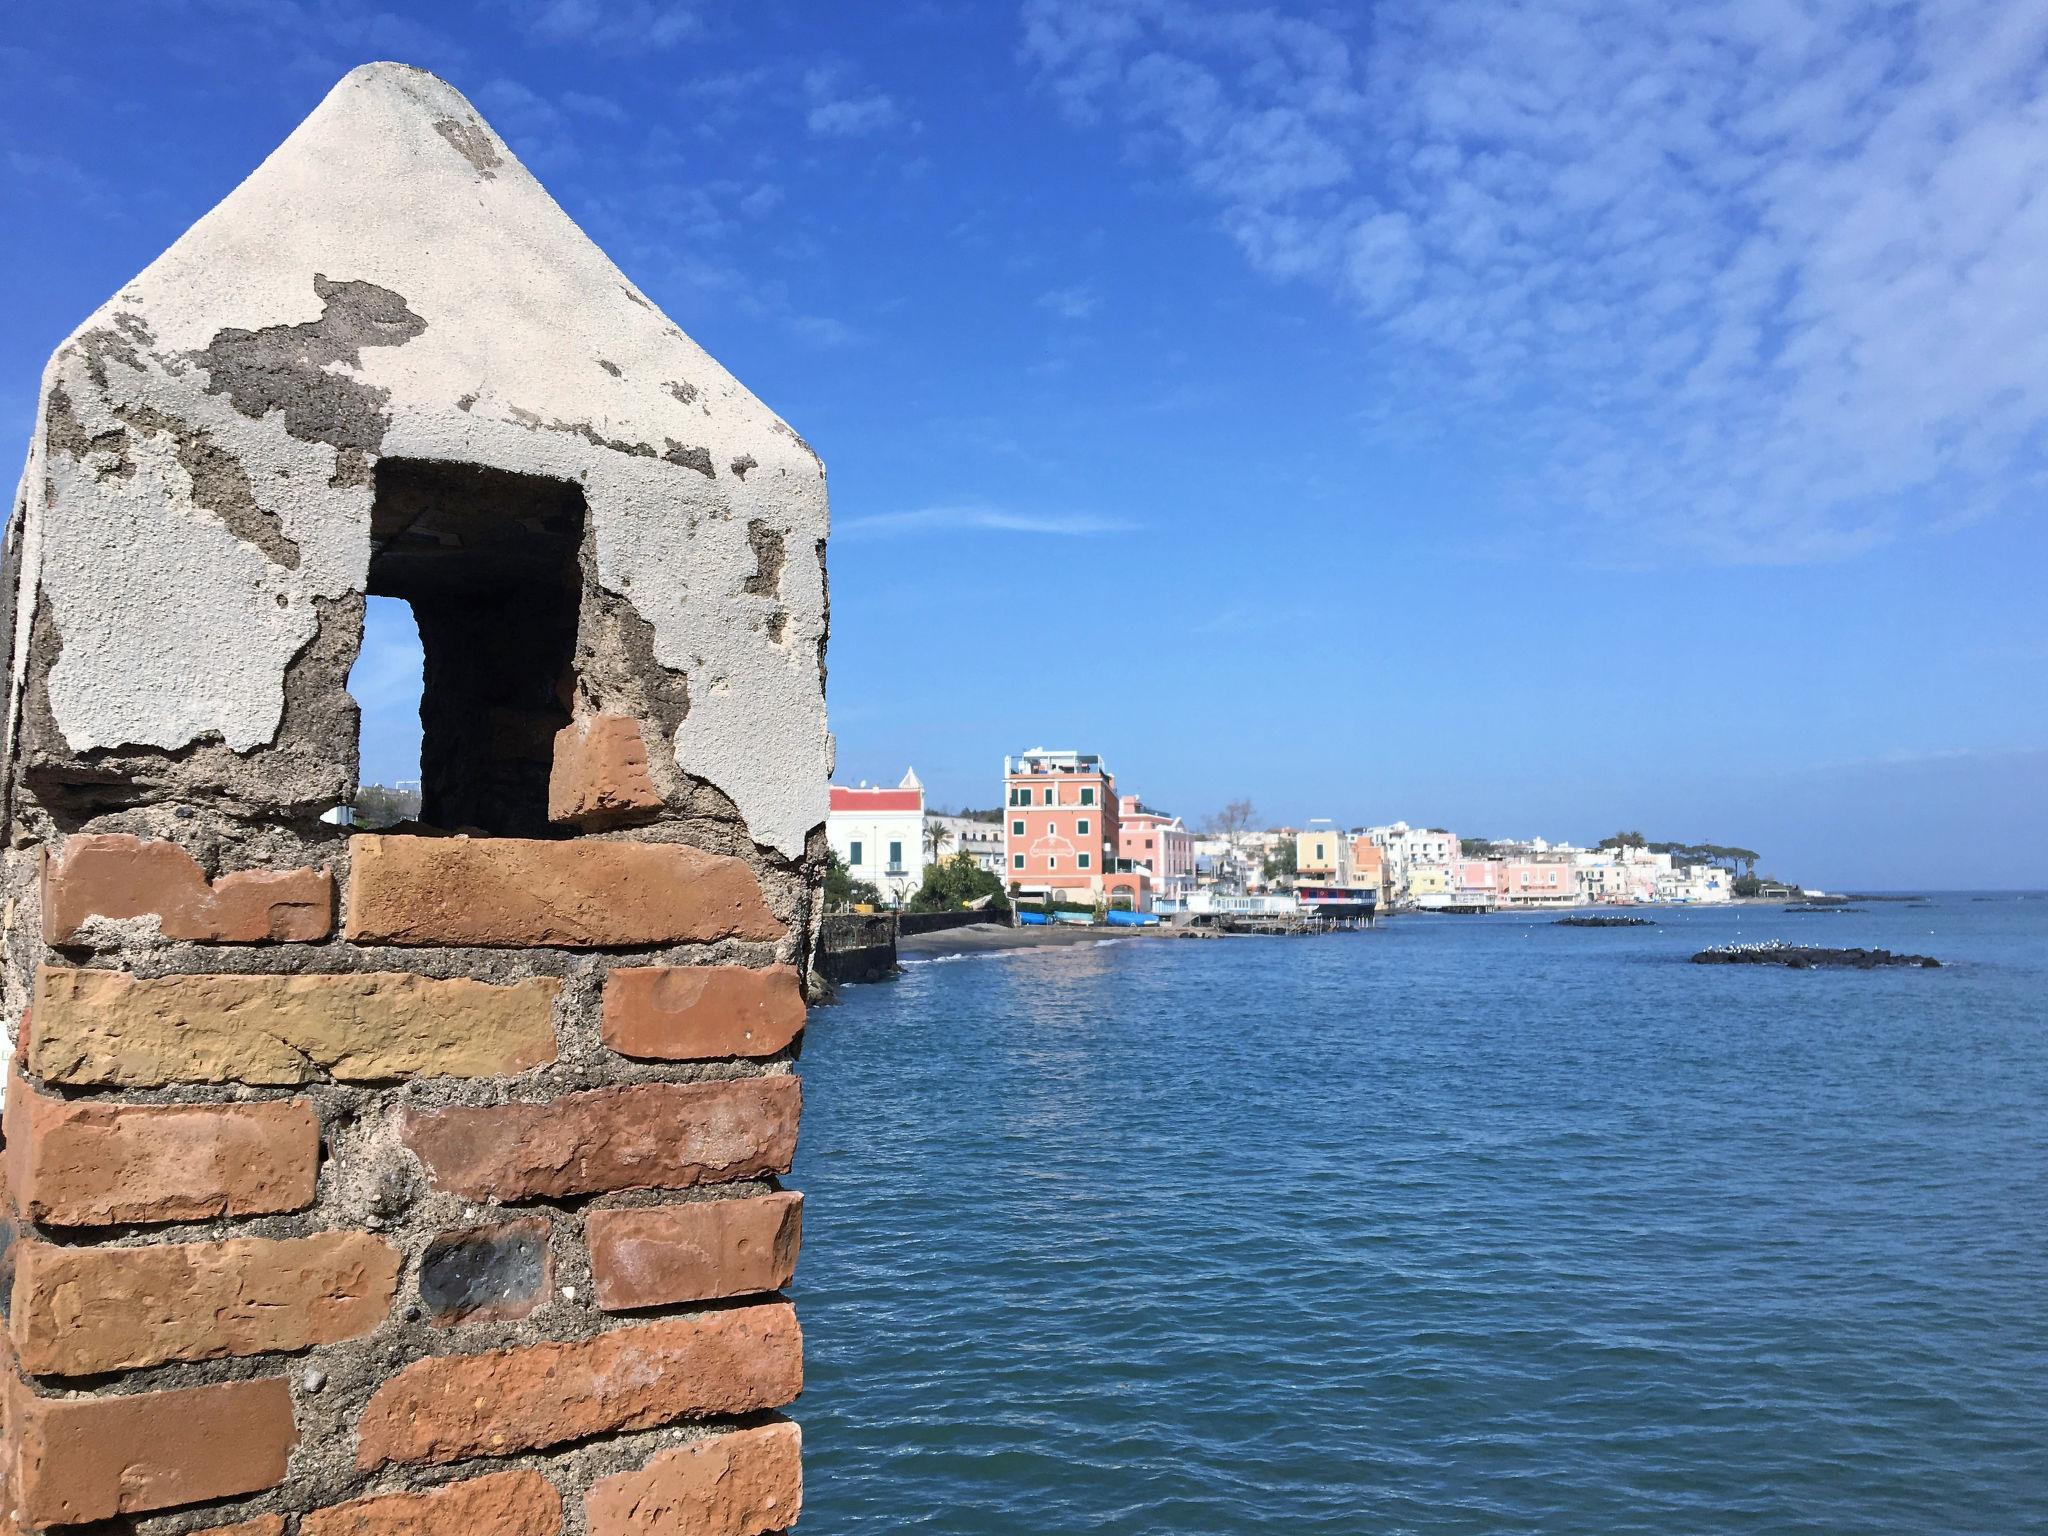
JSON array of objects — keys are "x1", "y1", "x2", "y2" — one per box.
[
  {"x1": 1013, "y1": 853, "x2": 1024, "y2": 870},
  {"x1": 1012, "y1": 819, "x2": 1025, "y2": 836},
  {"x1": 1080, "y1": 787, "x2": 1095, "y2": 806},
  {"x1": 849, "y1": 841, "x2": 863, "y2": 866},
  {"x1": 888, "y1": 840, "x2": 902, "y2": 869},
  {"x1": 1078, "y1": 853, "x2": 1091, "y2": 870},
  {"x1": 1077, "y1": 818, "x2": 1090, "y2": 836},
  {"x1": 1048, "y1": 856, "x2": 1057, "y2": 870}
]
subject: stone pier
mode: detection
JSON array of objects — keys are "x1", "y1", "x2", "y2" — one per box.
[{"x1": 1, "y1": 64, "x2": 828, "y2": 1535}]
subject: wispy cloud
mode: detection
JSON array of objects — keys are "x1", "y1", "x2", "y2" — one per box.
[
  {"x1": 1022, "y1": 0, "x2": 2048, "y2": 565},
  {"x1": 838, "y1": 505, "x2": 1139, "y2": 539},
  {"x1": 1036, "y1": 283, "x2": 1101, "y2": 321},
  {"x1": 804, "y1": 63, "x2": 904, "y2": 138},
  {"x1": 497, "y1": 0, "x2": 706, "y2": 51}
]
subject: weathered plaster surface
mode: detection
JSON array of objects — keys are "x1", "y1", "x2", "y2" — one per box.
[{"x1": 8, "y1": 63, "x2": 829, "y2": 857}]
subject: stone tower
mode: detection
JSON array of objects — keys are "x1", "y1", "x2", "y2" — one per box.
[{"x1": 0, "y1": 63, "x2": 825, "y2": 1534}]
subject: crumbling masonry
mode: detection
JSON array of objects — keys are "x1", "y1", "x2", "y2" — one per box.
[{"x1": 0, "y1": 64, "x2": 829, "y2": 1535}]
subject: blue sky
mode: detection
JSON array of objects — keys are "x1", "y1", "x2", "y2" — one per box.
[{"x1": 5, "y1": 1, "x2": 2045, "y2": 888}]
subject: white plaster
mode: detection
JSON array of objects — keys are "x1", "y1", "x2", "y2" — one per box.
[{"x1": 8, "y1": 63, "x2": 830, "y2": 857}]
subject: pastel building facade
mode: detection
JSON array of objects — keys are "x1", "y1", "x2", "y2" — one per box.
[
  {"x1": 1004, "y1": 749, "x2": 1122, "y2": 902},
  {"x1": 1365, "y1": 822, "x2": 1459, "y2": 899},
  {"x1": 1351, "y1": 837, "x2": 1388, "y2": 902},
  {"x1": 1296, "y1": 821, "x2": 1354, "y2": 881},
  {"x1": 1500, "y1": 859, "x2": 1574, "y2": 906},
  {"x1": 929, "y1": 814, "x2": 1006, "y2": 875},
  {"x1": 828, "y1": 768, "x2": 926, "y2": 904},
  {"x1": 1119, "y1": 796, "x2": 1195, "y2": 904}
]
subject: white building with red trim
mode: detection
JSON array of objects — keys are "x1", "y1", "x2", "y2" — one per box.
[{"x1": 827, "y1": 768, "x2": 926, "y2": 905}]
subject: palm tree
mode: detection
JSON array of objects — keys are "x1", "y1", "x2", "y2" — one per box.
[{"x1": 923, "y1": 820, "x2": 952, "y2": 868}]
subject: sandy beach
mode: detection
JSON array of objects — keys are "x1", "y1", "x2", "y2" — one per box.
[{"x1": 896, "y1": 922, "x2": 1181, "y2": 959}]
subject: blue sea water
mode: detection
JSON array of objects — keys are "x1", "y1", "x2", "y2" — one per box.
[{"x1": 790, "y1": 896, "x2": 2048, "y2": 1534}]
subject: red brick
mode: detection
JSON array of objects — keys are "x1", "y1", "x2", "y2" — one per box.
[
  {"x1": 43, "y1": 834, "x2": 333, "y2": 945},
  {"x1": 192, "y1": 1519, "x2": 287, "y2": 1536},
  {"x1": 343, "y1": 835, "x2": 783, "y2": 948},
  {"x1": 302, "y1": 1470, "x2": 561, "y2": 1535},
  {"x1": 586, "y1": 1423, "x2": 801, "y2": 1536},
  {"x1": 7, "y1": 1374, "x2": 294, "y2": 1526},
  {"x1": 602, "y1": 965, "x2": 806, "y2": 1060},
  {"x1": 4, "y1": 1071, "x2": 318, "y2": 1227},
  {"x1": 549, "y1": 714, "x2": 663, "y2": 828},
  {"x1": 588, "y1": 1193, "x2": 802, "y2": 1311},
  {"x1": 356, "y1": 1302, "x2": 801, "y2": 1469},
  {"x1": 11, "y1": 1230, "x2": 398, "y2": 1375},
  {"x1": 402, "y1": 1076, "x2": 799, "y2": 1200}
]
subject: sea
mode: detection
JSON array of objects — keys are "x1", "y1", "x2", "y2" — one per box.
[{"x1": 788, "y1": 895, "x2": 2048, "y2": 1534}]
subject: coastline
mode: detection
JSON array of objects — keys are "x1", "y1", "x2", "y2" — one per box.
[{"x1": 896, "y1": 922, "x2": 1181, "y2": 960}]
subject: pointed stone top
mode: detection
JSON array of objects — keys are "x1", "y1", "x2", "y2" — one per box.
[
  {"x1": 899, "y1": 767, "x2": 923, "y2": 791},
  {"x1": 17, "y1": 64, "x2": 831, "y2": 862},
  {"x1": 70, "y1": 60, "x2": 814, "y2": 476}
]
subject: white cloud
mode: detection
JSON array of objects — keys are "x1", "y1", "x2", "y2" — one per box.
[
  {"x1": 1022, "y1": 0, "x2": 2048, "y2": 563},
  {"x1": 804, "y1": 63, "x2": 903, "y2": 138},
  {"x1": 838, "y1": 505, "x2": 1138, "y2": 539},
  {"x1": 1036, "y1": 283, "x2": 1101, "y2": 320},
  {"x1": 499, "y1": 0, "x2": 705, "y2": 51},
  {"x1": 561, "y1": 90, "x2": 626, "y2": 121}
]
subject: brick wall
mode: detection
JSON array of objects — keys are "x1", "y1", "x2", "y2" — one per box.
[
  {"x1": 1, "y1": 781, "x2": 812, "y2": 1533},
  {"x1": 1, "y1": 62, "x2": 831, "y2": 1535}
]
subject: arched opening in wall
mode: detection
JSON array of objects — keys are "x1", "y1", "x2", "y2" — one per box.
[{"x1": 364, "y1": 458, "x2": 586, "y2": 838}]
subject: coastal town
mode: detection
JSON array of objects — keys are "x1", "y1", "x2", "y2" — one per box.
[{"x1": 828, "y1": 748, "x2": 1754, "y2": 923}]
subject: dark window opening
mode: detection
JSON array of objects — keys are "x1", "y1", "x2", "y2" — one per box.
[{"x1": 366, "y1": 458, "x2": 585, "y2": 838}]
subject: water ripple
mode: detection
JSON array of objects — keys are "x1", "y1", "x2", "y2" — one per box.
[{"x1": 793, "y1": 899, "x2": 2048, "y2": 1533}]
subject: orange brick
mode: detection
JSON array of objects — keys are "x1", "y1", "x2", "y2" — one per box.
[
  {"x1": 11, "y1": 1230, "x2": 398, "y2": 1375},
  {"x1": 402, "y1": 1076, "x2": 799, "y2": 1200},
  {"x1": 7, "y1": 1374, "x2": 294, "y2": 1526},
  {"x1": 588, "y1": 1193, "x2": 802, "y2": 1311},
  {"x1": 43, "y1": 834, "x2": 333, "y2": 944},
  {"x1": 193, "y1": 1519, "x2": 287, "y2": 1536},
  {"x1": 343, "y1": 835, "x2": 783, "y2": 947},
  {"x1": 548, "y1": 714, "x2": 663, "y2": 828},
  {"x1": 586, "y1": 1423, "x2": 801, "y2": 1536},
  {"x1": 4, "y1": 1071, "x2": 318, "y2": 1227},
  {"x1": 302, "y1": 1470, "x2": 560, "y2": 1535},
  {"x1": 602, "y1": 965, "x2": 806, "y2": 1059},
  {"x1": 356, "y1": 1303, "x2": 802, "y2": 1469}
]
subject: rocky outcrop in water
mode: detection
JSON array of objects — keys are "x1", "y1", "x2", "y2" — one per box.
[
  {"x1": 1692, "y1": 942, "x2": 1940, "y2": 969},
  {"x1": 1555, "y1": 915, "x2": 1653, "y2": 927}
]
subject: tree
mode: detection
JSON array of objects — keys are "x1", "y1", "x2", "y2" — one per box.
[
  {"x1": 353, "y1": 783, "x2": 421, "y2": 830},
  {"x1": 1207, "y1": 799, "x2": 1256, "y2": 843},
  {"x1": 923, "y1": 819, "x2": 953, "y2": 867},
  {"x1": 1731, "y1": 874, "x2": 1762, "y2": 898},
  {"x1": 1459, "y1": 836, "x2": 1494, "y2": 858},
  {"x1": 1262, "y1": 840, "x2": 1298, "y2": 883},
  {"x1": 910, "y1": 852, "x2": 1011, "y2": 914},
  {"x1": 822, "y1": 847, "x2": 881, "y2": 909},
  {"x1": 1598, "y1": 830, "x2": 1649, "y2": 851}
]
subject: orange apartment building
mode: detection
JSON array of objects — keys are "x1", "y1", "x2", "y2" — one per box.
[{"x1": 1003, "y1": 749, "x2": 1124, "y2": 904}]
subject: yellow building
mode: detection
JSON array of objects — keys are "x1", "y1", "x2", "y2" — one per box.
[
  {"x1": 1295, "y1": 822, "x2": 1353, "y2": 882},
  {"x1": 1408, "y1": 864, "x2": 1455, "y2": 898}
]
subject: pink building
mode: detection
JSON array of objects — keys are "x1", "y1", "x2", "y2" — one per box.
[
  {"x1": 1456, "y1": 859, "x2": 1502, "y2": 895},
  {"x1": 1003, "y1": 749, "x2": 1121, "y2": 901},
  {"x1": 1117, "y1": 796, "x2": 1195, "y2": 904},
  {"x1": 1500, "y1": 860, "x2": 1574, "y2": 905}
]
